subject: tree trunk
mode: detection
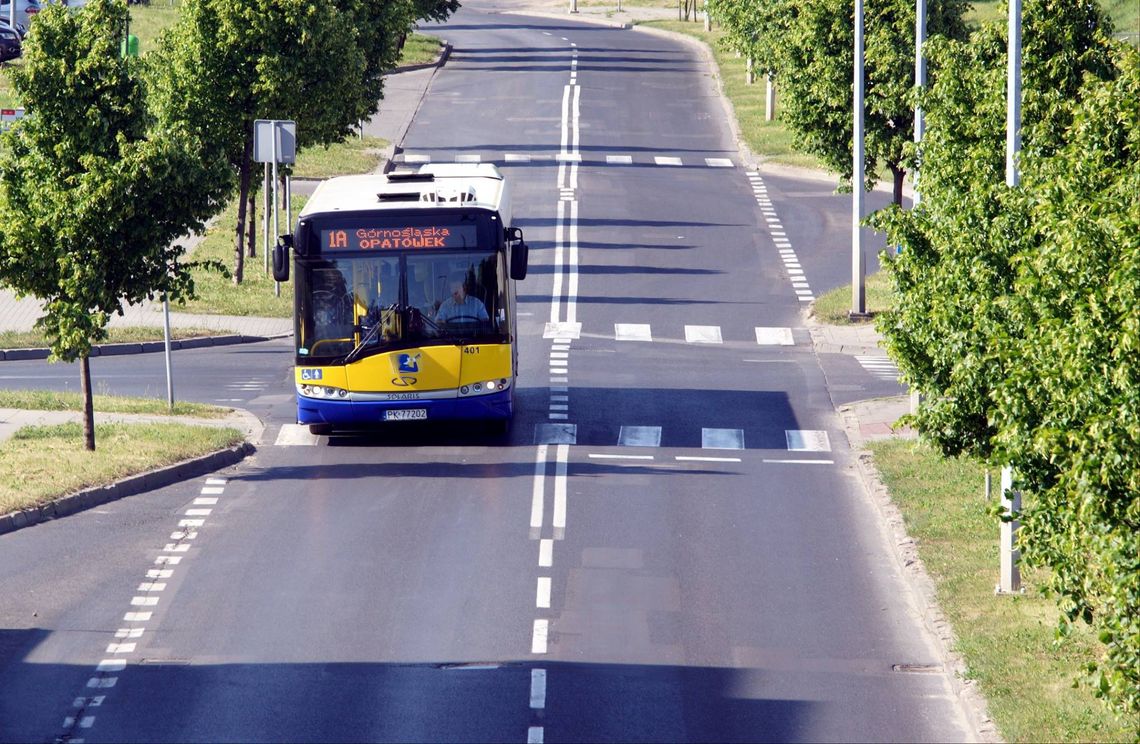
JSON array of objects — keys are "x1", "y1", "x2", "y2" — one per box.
[
  {"x1": 80, "y1": 354, "x2": 95, "y2": 451},
  {"x1": 246, "y1": 185, "x2": 257, "y2": 259},
  {"x1": 233, "y1": 132, "x2": 253, "y2": 285},
  {"x1": 892, "y1": 164, "x2": 905, "y2": 208}
]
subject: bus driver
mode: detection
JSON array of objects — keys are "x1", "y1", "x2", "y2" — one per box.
[{"x1": 434, "y1": 271, "x2": 489, "y2": 324}]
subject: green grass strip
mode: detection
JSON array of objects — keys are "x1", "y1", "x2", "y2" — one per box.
[
  {"x1": 0, "y1": 421, "x2": 243, "y2": 515},
  {"x1": 0, "y1": 389, "x2": 229, "y2": 418},
  {"x1": 0, "y1": 326, "x2": 222, "y2": 350},
  {"x1": 811, "y1": 270, "x2": 896, "y2": 325},
  {"x1": 869, "y1": 439, "x2": 1131, "y2": 742}
]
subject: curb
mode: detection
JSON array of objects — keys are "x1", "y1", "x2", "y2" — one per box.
[
  {"x1": 837, "y1": 403, "x2": 1002, "y2": 742},
  {"x1": 0, "y1": 332, "x2": 292, "y2": 362},
  {"x1": 0, "y1": 441, "x2": 255, "y2": 538},
  {"x1": 382, "y1": 42, "x2": 453, "y2": 174}
]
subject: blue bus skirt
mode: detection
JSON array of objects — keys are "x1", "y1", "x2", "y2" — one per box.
[{"x1": 298, "y1": 388, "x2": 513, "y2": 426}]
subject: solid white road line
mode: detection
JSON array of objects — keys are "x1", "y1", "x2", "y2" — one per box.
[
  {"x1": 553, "y1": 444, "x2": 568, "y2": 538},
  {"x1": 531, "y1": 444, "x2": 548, "y2": 533},
  {"x1": 567, "y1": 200, "x2": 579, "y2": 323},
  {"x1": 550, "y1": 199, "x2": 566, "y2": 325}
]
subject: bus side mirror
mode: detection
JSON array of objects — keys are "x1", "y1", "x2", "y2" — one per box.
[
  {"x1": 506, "y1": 227, "x2": 528, "y2": 280},
  {"x1": 273, "y1": 234, "x2": 292, "y2": 282}
]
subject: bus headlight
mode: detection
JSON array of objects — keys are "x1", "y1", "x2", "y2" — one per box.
[
  {"x1": 459, "y1": 379, "x2": 510, "y2": 396},
  {"x1": 298, "y1": 384, "x2": 348, "y2": 399}
]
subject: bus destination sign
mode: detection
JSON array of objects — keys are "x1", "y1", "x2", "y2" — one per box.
[{"x1": 322, "y1": 227, "x2": 471, "y2": 251}]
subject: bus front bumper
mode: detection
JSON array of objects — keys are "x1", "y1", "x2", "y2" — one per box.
[{"x1": 297, "y1": 389, "x2": 513, "y2": 426}]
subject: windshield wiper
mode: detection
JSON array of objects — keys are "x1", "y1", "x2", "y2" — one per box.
[{"x1": 342, "y1": 303, "x2": 399, "y2": 365}]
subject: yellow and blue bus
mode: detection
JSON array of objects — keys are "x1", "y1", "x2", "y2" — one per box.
[{"x1": 273, "y1": 163, "x2": 529, "y2": 435}]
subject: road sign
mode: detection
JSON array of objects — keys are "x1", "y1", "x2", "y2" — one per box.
[{"x1": 253, "y1": 119, "x2": 296, "y2": 164}]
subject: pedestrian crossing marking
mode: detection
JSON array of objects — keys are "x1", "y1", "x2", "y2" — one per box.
[
  {"x1": 705, "y1": 158, "x2": 734, "y2": 167},
  {"x1": 536, "y1": 423, "x2": 577, "y2": 445},
  {"x1": 618, "y1": 426, "x2": 662, "y2": 447},
  {"x1": 275, "y1": 424, "x2": 320, "y2": 446},
  {"x1": 614, "y1": 323, "x2": 652, "y2": 342},
  {"x1": 786, "y1": 430, "x2": 831, "y2": 452},
  {"x1": 654, "y1": 156, "x2": 683, "y2": 166},
  {"x1": 684, "y1": 325, "x2": 723, "y2": 344},
  {"x1": 856, "y1": 355, "x2": 901, "y2": 381},
  {"x1": 606, "y1": 154, "x2": 633, "y2": 165},
  {"x1": 702, "y1": 428, "x2": 744, "y2": 450},
  {"x1": 754, "y1": 327, "x2": 794, "y2": 346},
  {"x1": 504, "y1": 153, "x2": 532, "y2": 162},
  {"x1": 455, "y1": 153, "x2": 482, "y2": 163}
]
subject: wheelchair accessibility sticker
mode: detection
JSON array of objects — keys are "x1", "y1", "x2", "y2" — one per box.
[
  {"x1": 397, "y1": 353, "x2": 421, "y2": 373},
  {"x1": 300, "y1": 368, "x2": 323, "y2": 381}
]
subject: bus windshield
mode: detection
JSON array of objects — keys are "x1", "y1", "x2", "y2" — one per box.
[{"x1": 296, "y1": 250, "x2": 508, "y2": 362}]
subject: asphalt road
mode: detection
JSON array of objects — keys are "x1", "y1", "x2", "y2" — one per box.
[{"x1": 0, "y1": 6, "x2": 959, "y2": 743}]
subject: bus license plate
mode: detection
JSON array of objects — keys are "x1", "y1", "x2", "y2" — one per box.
[{"x1": 385, "y1": 409, "x2": 427, "y2": 421}]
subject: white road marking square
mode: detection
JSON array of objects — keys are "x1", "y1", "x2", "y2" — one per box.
[
  {"x1": 614, "y1": 323, "x2": 652, "y2": 342},
  {"x1": 402, "y1": 153, "x2": 430, "y2": 163},
  {"x1": 535, "y1": 423, "x2": 577, "y2": 445},
  {"x1": 555, "y1": 153, "x2": 582, "y2": 162},
  {"x1": 455, "y1": 153, "x2": 482, "y2": 163},
  {"x1": 606, "y1": 154, "x2": 633, "y2": 165},
  {"x1": 528, "y1": 726, "x2": 545, "y2": 743},
  {"x1": 504, "y1": 153, "x2": 532, "y2": 162},
  {"x1": 275, "y1": 424, "x2": 319, "y2": 446},
  {"x1": 543, "y1": 321, "x2": 582, "y2": 339},
  {"x1": 618, "y1": 426, "x2": 662, "y2": 447},
  {"x1": 754, "y1": 327, "x2": 794, "y2": 346},
  {"x1": 786, "y1": 430, "x2": 832, "y2": 452},
  {"x1": 705, "y1": 157, "x2": 734, "y2": 167},
  {"x1": 684, "y1": 325, "x2": 722, "y2": 344},
  {"x1": 702, "y1": 428, "x2": 745, "y2": 450},
  {"x1": 654, "y1": 156, "x2": 683, "y2": 166}
]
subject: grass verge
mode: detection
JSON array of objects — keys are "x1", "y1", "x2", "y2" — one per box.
[
  {"x1": 398, "y1": 32, "x2": 442, "y2": 66},
  {"x1": 0, "y1": 326, "x2": 222, "y2": 349},
  {"x1": 0, "y1": 389, "x2": 229, "y2": 417},
  {"x1": 0, "y1": 421, "x2": 243, "y2": 515},
  {"x1": 810, "y1": 270, "x2": 895, "y2": 325},
  {"x1": 868, "y1": 439, "x2": 1131, "y2": 741},
  {"x1": 291, "y1": 134, "x2": 387, "y2": 179},
  {"x1": 177, "y1": 193, "x2": 307, "y2": 318}
]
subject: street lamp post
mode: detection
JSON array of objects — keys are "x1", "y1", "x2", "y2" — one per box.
[
  {"x1": 851, "y1": 0, "x2": 866, "y2": 317},
  {"x1": 914, "y1": 0, "x2": 927, "y2": 206}
]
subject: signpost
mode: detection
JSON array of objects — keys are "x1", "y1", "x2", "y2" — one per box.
[{"x1": 253, "y1": 120, "x2": 296, "y2": 297}]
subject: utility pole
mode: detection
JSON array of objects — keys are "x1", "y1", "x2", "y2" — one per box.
[
  {"x1": 851, "y1": 0, "x2": 866, "y2": 317},
  {"x1": 914, "y1": 0, "x2": 927, "y2": 206},
  {"x1": 998, "y1": 0, "x2": 1023, "y2": 595}
]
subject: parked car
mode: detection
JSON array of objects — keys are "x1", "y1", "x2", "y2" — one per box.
[
  {"x1": 0, "y1": 20, "x2": 20, "y2": 62},
  {"x1": 0, "y1": 0, "x2": 38, "y2": 31}
]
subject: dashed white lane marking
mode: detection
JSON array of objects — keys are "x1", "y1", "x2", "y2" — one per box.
[
  {"x1": 606, "y1": 154, "x2": 633, "y2": 165},
  {"x1": 403, "y1": 153, "x2": 431, "y2": 163},
  {"x1": 200, "y1": 486, "x2": 224, "y2": 495},
  {"x1": 123, "y1": 611, "x2": 151, "y2": 622},
  {"x1": 528, "y1": 726, "x2": 545, "y2": 743},
  {"x1": 539, "y1": 539, "x2": 554, "y2": 568},
  {"x1": 105, "y1": 643, "x2": 135, "y2": 654},
  {"x1": 706, "y1": 157, "x2": 734, "y2": 167},
  {"x1": 654, "y1": 156, "x2": 683, "y2": 166},
  {"x1": 618, "y1": 426, "x2": 662, "y2": 447},
  {"x1": 702, "y1": 428, "x2": 745, "y2": 450},
  {"x1": 193, "y1": 497, "x2": 218, "y2": 505},
  {"x1": 455, "y1": 153, "x2": 481, "y2": 163},
  {"x1": 676, "y1": 455, "x2": 742, "y2": 463},
  {"x1": 684, "y1": 325, "x2": 723, "y2": 344},
  {"x1": 87, "y1": 677, "x2": 117, "y2": 689},
  {"x1": 176, "y1": 519, "x2": 203, "y2": 528},
  {"x1": 115, "y1": 628, "x2": 144, "y2": 639},
  {"x1": 505, "y1": 153, "x2": 532, "y2": 162},
  {"x1": 95, "y1": 660, "x2": 126, "y2": 673},
  {"x1": 549, "y1": 351, "x2": 569, "y2": 359},
  {"x1": 536, "y1": 577, "x2": 552, "y2": 609},
  {"x1": 530, "y1": 669, "x2": 548, "y2": 709},
  {"x1": 542, "y1": 31, "x2": 552, "y2": 35},
  {"x1": 786, "y1": 430, "x2": 832, "y2": 452},
  {"x1": 615, "y1": 323, "x2": 652, "y2": 342},
  {"x1": 137, "y1": 582, "x2": 165, "y2": 592},
  {"x1": 184, "y1": 509, "x2": 211, "y2": 517},
  {"x1": 555, "y1": 152, "x2": 582, "y2": 162},
  {"x1": 155, "y1": 554, "x2": 183, "y2": 564},
  {"x1": 130, "y1": 596, "x2": 159, "y2": 607},
  {"x1": 755, "y1": 327, "x2": 794, "y2": 345},
  {"x1": 588, "y1": 453, "x2": 654, "y2": 460},
  {"x1": 205, "y1": 478, "x2": 226, "y2": 485},
  {"x1": 531, "y1": 619, "x2": 549, "y2": 654}
]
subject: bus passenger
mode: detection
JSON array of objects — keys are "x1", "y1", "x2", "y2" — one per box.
[{"x1": 435, "y1": 271, "x2": 489, "y2": 323}]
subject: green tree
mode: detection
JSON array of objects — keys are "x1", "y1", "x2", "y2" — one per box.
[
  {"x1": 0, "y1": 0, "x2": 230, "y2": 449},
  {"x1": 776, "y1": 0, "x2": 968, "y2": 204},
  {"x1": 149, "y1": 0, "x2": 368, "y2": 284},
  {"x1": 994, "y1": 45, "x2": 1140, "y2": 721}
]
